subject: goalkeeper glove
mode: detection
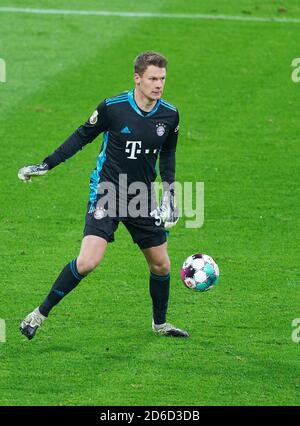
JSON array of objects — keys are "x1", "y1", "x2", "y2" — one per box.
[
  {"x1": 18, "y1": 162, "x2": 49, "y2": 182},
  {"x1": 150, "y1": 190, "x2": 179, "y2": 229}
]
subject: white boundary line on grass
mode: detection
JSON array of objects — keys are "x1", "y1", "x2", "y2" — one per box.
[{"x1": 0, "y1": 7, "x2": 300, "y2": 24}]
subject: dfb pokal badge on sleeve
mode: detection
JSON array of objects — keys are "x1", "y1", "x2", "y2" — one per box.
[{"x1": 89, "y1": 110, "x2": 98, "y2": 125}]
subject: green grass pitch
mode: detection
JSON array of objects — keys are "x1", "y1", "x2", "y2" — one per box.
[{"x1": 0, "y1": 0, "x2": 299, "y2": 406}]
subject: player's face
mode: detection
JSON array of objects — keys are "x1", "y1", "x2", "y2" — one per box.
[{"x1": 134, "y1": 65, "x2": 166, "y2": 101}]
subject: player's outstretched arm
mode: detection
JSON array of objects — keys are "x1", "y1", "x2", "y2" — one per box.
[
  {"x1": 18, "y1": 163, "x2": 49, "y2": 182},
  {"x1": 17, "y1": 101, "x2": 109, "y2": 182}
]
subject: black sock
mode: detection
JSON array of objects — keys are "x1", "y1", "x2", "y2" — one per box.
[
  {"x1": 39, "y1": 258, "x2": 85, "y2": 317},
  {"x1": 149, "y1": 271, "x2": 170, "y2": 325}
]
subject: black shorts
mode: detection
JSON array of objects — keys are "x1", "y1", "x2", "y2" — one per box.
[{"x1": 83, "y1": 202, "x2": 168, "y2": 250}]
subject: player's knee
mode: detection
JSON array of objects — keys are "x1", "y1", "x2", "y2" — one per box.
[
  {"x1": 151, "y1": 259, "x2": 171, "y2": 276},
  {"x1": 77, "y1": 257, "x2": 100, "y2": 275}
]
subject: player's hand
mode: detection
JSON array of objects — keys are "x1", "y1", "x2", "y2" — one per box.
[
  {"x1": 18, "y1": 162, "x2": 49, "y2": 182},
  {"x1": 159, "y1": 190, "x2": 179, "y2": 228},
  {"x1": 150, "y1": 190, "x2": 179, "y2": 229}
]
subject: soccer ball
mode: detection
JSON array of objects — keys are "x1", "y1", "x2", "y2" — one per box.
[{"x1": 180, "y1": 253, "x2": 219, "y2": 292}]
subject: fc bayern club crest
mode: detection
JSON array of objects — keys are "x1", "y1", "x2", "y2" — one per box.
[
  {"x1": 156, "y1": 123, "x2": 166, "y2": 136},
  {"x1": 94, "y1": 207, "x2": 106, "y2": 220}
]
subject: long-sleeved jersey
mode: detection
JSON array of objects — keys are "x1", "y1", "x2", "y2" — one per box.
[{"x1": 44, "y1": 89, "x2": 179, "y2": 205}]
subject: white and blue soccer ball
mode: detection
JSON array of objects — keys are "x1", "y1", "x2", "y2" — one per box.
[{"x1": 180, "y1": 253, "x2": 219, "y2": 292}]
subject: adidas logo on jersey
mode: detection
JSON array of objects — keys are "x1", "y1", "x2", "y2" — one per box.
[{"x1": 121, "y1": 126, "x2": 131, "y2": 134}]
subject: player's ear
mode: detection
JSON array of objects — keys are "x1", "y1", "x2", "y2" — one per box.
[{"x1": 134, "y1": 72, "x2": 141, "y2": 85}]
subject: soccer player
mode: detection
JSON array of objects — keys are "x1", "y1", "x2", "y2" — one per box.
[{"x1": 18, "y1": 51, "x2": 189, "y2": 340}]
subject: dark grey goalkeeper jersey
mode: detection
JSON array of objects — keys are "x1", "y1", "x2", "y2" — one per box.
[{"x1": 44, "y1": 89, "x2": 179, "y2": 205}]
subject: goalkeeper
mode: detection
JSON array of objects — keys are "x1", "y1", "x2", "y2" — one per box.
[{"x1": 18, "y1": 51, "x2": 189, "y2": 340}]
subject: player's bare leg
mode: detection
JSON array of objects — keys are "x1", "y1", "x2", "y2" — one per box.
[
  {"x1": 142, "y1": 242, "x2": 189, "y2": 338},
  {"x1": 20, "y1": 236, "x2": 107, "y2": 340},
  {"x1": 76, "y1": 235, "x2": 107, "y2": 275}
]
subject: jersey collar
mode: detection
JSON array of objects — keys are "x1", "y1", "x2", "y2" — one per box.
[{"x1": 128, "y1": 89, "x2": 161, "y2": 118}]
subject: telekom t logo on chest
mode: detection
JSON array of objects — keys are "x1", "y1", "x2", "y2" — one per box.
[
  {"x1": 125, "y1": 141, "x2": 158, "y2": 159},
  {"x1": 125, "y1": 141, "x2": 142, "y2": 159}
]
